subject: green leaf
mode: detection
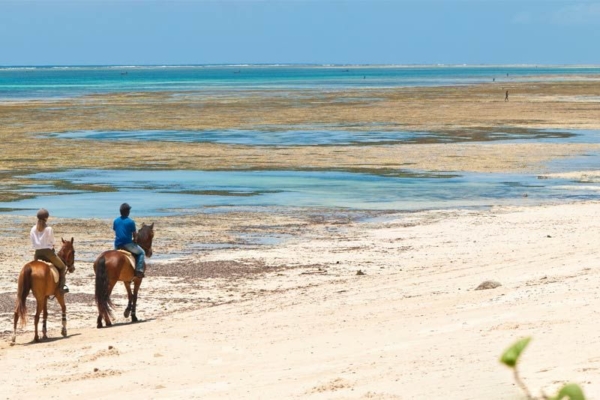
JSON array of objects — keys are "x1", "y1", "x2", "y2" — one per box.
[
  {"x1": 552, "y1": 383, "x2": 586, "y2": 400},
  {"x1": 500, "y1": 337, "x2": 532, "y2": 368}
]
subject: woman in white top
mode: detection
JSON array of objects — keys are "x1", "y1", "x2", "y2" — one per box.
[{"x1": 30, "y1": 208, "x2": 69, "y2": 293}]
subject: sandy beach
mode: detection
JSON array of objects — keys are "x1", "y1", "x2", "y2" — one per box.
[
  {"x1": 1, "y1": 77, "x2": 600, "y2": 399},
  {"x1": 1, "y1": 202, "x2": 600, "y2": 399}
]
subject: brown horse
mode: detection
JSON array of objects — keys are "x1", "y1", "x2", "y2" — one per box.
[
  {"x1": 94, "y1": 223, "x2": 154, "y2": 328},
  {"x1": 12, "y1": 238, "x2": 76, "y2": 344}
]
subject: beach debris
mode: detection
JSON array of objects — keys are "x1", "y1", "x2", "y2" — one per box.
[
  {"x1": 356, "y1": 270, "x2": 365, "y2": 276},
  {"x1": 94, "y1": 368, "x2": 99, "y2": 373},
  {"x1": 547, "y1": 235, "x2": 552, "y2": 238},
  {"x1": 475, "y1": 280, "x2": 502, "y2": 290}
]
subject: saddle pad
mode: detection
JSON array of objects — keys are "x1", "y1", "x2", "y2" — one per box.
[
  {"x1": 117, "y1": 250, "x2": 136, "y2": 271},
  {"x1": 38, "y1": 261, "x2": 59, "y2": 283}
]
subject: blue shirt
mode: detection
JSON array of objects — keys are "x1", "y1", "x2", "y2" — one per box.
[{"x1": 113, "y1": 216, "x2": 136, "y2": 248}]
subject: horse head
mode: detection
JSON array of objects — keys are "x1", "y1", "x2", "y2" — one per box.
[
  {"x1": 58, "y1": 237, "x2": 76, "y2": 273},
  {"x1": 136, "y1": 223, "x2": 154, "y2": 258}
]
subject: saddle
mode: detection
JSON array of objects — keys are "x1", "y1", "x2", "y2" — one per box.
[
  {"x1": 117, "y1": 249, "x2": 136, "y2": 272},
  {"x1": 37, "y1": 261, "x2": 59, "y2": 284}
]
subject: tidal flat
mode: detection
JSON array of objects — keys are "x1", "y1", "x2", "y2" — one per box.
[
  {"x1": 1, "y1": 79, "x2": 600, "y2": 204},
  {"x1": 2, "y1": 81, "x2": 600, "y2": 159}
]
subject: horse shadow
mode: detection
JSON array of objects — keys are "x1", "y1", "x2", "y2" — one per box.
[
  {"x1": 101, "y1": 317, "x2": 156, "y2": 329},
  {"x1": 15, "y1": 332, "x2": 82, "y2": 347}
]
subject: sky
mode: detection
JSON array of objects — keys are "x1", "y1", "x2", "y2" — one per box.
[{"x1": 1, "y1": 0, "x2": 600, "y2": 66}]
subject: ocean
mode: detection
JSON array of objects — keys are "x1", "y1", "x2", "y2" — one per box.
[{"x1": 2, "y1": 64, "x2": 600, "y2": 99}]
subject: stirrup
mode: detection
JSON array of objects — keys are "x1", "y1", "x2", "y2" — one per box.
[
  {"x1": 62, "y1": 285, "x2": 70, "y2": 294},
  {"x1": 135, "y1": 271, "x2": 145, "y2": 279}
]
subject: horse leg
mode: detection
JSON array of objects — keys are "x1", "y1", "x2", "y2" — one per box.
[
  {"x1": 124, "y1": 281, "x2": 133, "y2": 319},
  {"x1": 131, "y1": 279, "x2": 141, "y2": 323},
  {"x1": 56, "y1": 293, "x2": 67, "y2": 337},
  {"x1": 97, "y1": 280, "x2": 117, "y2": 328},
  {"x1": 12, "y1": 311, "x2": 18, "y2": 344},
  {"x1": 42, "y1": 297, "x2": 49, "y2": 340},
  {"x1": 104, "y1": 280, "x2": 117, "y2": 327},
  {"x1": 33, "y1": 297, "x2": 43, "y2": 342}
]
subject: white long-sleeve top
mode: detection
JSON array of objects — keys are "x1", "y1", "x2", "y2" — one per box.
[{"x1": 30, "y1": 225, "x2": 55, "y2": 250}]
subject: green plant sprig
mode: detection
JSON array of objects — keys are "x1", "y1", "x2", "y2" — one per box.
[{"x1": 500, "y1": 337, "x2": 586, "y2": 400}]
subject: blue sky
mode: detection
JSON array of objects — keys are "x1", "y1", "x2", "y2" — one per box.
[{"x1": 1, "y1": 0, "x2": 600, "y2": 66}]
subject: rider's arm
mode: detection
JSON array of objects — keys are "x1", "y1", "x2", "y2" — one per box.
[
  {"x1": 47, "y1": 227, "x2": 55, "y2": 249},
  {"x1": 131, "y1": 220, "x2": 137, "y2": 242}
]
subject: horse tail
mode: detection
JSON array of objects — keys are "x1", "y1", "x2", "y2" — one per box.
[
  {"x1": 94, "y1": 256, "x2": 114, "y2": 320},
  {"x1": 15, "y1": 264, "x2": 32, "y2": 328}
]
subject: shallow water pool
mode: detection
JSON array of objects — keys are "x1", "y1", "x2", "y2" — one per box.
[{"x1": 1, "y1": 169, "x2": 598, "y2": 218}]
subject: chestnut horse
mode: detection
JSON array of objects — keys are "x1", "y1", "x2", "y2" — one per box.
[
  {"x1": 12, "y1": 238, "x2": 76, "y2": 343},
  {"x1": 94, "y1": 223, "x2": 154, "y2": 328}
]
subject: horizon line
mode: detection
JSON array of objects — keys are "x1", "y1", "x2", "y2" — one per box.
[{"x1": 2, "y1": 63, "x2": 600, "y2": 69}]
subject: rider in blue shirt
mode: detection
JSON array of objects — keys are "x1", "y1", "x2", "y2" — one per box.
[{"x1": 113, "y1": 203, "x2": 145, "y2": 278}]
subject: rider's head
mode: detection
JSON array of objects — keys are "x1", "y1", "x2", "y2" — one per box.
[
  {"x1": 120, "y1": 203, "x2": 131, "y2": 217},
  {"x1": 36, "y1": 208, "x2": 49, "y2": 221},
  {"x1": 36, "y1": 208, "x2": 49, "y2": 231}
]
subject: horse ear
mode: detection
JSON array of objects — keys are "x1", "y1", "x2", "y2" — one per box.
[
  {"x1": 141, "y1": 222, "x2": 146, "y2": 227},
  {"x1": 71, "y1": 237, "x2": 74, "y2": 244},
  {"x1": 150, "y1": 222, "x2": 154, "y2": 229},
  {"x1": 61, "y1": 237, "x2": 66, "y2": 243}
]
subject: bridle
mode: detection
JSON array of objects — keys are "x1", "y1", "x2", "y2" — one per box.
[{"x1": 57, "y1": 243, "x2": 75, "y2": 271}]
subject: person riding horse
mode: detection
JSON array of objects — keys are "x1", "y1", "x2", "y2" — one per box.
[
  {"x1": 114, "y1": 203, "x2": 145, "y2": 278},
  {"x1": 30, "y1": 208, "x2": 71, "y2": 293}
]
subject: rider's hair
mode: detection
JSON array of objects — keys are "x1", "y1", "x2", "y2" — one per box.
[
  {"x1": 120, "y1": 203, "x2": 131, "y2": 217},
  {"x1": 36, "y1": 208, "x2": 49, "y2": 232}
]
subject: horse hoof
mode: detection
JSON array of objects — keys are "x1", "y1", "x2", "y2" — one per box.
[
  {"x1": 124, "y1": 309, "x2": 131, "y2": 318},
  {"x1": 131, "y1": 315, "x2": 139, "y2": 323},
  {"x1": 61, "y1": 328, "x2": 67, "y2": 337},
  {"x1": 34, "y1": 336, "x2": 40, "y2": 343}
]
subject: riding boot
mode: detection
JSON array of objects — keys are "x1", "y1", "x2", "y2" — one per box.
[{"x1": 59, "y1": 269, "x2": 69, "y2": 294}]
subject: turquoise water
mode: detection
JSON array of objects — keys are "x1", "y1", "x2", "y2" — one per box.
[
  {"x1": 1, "y1": 169, "x2": 598, "y2": 218},
  {"x1": 2, "y1": 65, "x2": 600, "y2": 99}
]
